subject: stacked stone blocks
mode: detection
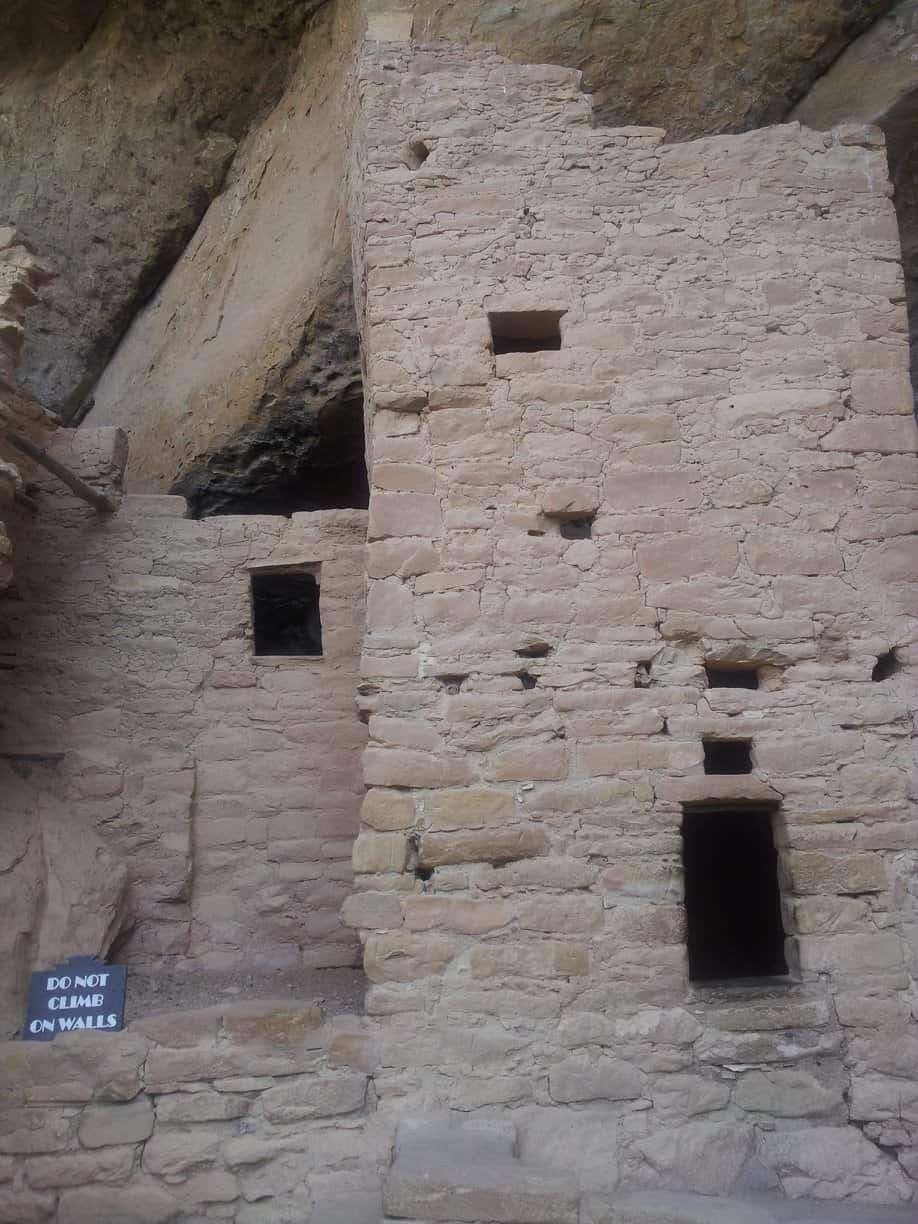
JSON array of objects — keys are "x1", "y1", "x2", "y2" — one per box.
[
  {"x1": 0, "y1": 432, "x2": 368, "y2": 1034},
  {"x1": 347, "y1": 41, "x2": 918, "y2": 1199}
]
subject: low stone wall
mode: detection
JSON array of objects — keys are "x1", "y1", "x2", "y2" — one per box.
[
  {"x1": 3, "y1": 1000, "x2": 918, "y2": 1221},
  {"x1": 0, "y1": 429, "x2": 368, "y2": 1031},
  {"x1": 0, "y1": 1002, "x2": 385, "y2": 1223}
]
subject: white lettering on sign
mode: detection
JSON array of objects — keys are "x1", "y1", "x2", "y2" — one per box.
[
  {"x1": 48, "y1": 994, "x2": 105, "y2": 1011},
  {"x1": 54, "y1": 1015, "x2": 118, "y2": 1031},
  {"x1": 25, "y1": 959, "x2": 127, "y2": 1041},
  {"x1": 45, "y1": 973, "x2": 109, "y2": 991}
]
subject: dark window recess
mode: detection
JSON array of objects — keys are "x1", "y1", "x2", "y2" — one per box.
[
  {"x1": 705, "y1": 665, "x2": 759, "y2": 690},
  {"x1": 559, "y1": 516, "x2": 594, "y2": 540},
  {"x1": 682, "y1": 806, "x2": 788, "y2": 981},
  {"x1": 634, "y1": 661, "x2": 652, "y2": 689},
  {"x1": 438, "y1": 674, "x2": 467, "y2": 695},
  {"x1": 408, "y1": 139, "x2": 430, "y2": 167},
  {"x1": 251, "y1": 572, "x2": 322, "y2": 657},
  {"x1": 488, "y1": 310, "x2": 564, "y2": 355},
  {"x1": 872, "y1": 650, "x2": 900, "y2": 682},
  {"x1": 516, "y1": 671, "x2": 537, "y2": 690},
  {"x1": 703, "y1": 738, "x2": 753, "y2": 775}
]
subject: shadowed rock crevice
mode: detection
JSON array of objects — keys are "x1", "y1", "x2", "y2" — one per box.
[{"x1": 172, "y1": 309, "x2": 367, "y2": 518}]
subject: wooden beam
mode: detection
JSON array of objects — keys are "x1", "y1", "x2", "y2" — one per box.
[{"x1": 3, "y1": 431, "x2": 116, "y2": 513}]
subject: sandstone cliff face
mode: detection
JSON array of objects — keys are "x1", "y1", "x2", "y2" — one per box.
[
  {"x1": 1, "y1": 0, "x2": 900, "y2": 498},
  {"x1": 0, "y1": 0, "x2": 323, "y2": 416},
  {"x1": 87, "y1": 0, "x2": 365, "y2": 513}
]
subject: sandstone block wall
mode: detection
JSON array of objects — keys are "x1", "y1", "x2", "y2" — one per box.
[
  {"x1": 348, "y1": 40, "x2": 918, "y2": 1200},
  {"x1": 0, "y1": 434, "x2": 367, "y2": 1031},
  {"x1": 0, "y1": 1001, "x2": 384, "y2": 1223}
]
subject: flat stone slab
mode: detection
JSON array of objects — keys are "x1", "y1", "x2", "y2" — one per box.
[
  {"x1": 385, "y1": 1114, "x2": 579, "y2": 1224},
  {"x1": 583, "y1": 1192, "x2": 918, "y2": 1224}
]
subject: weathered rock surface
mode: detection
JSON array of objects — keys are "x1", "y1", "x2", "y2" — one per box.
[
  {"x1": 0, "y1": 0, "x2": 323, "y2": 415},
  {"x1": 0, "y1": 764, "x2": 130, "y2": 1039},
  {"x1": 409, "y1": 0, "x2": 891, "y2": 136},
  {"x1": 0, "y1": 229, "x2": 55, "y2": 588},
  {"x1": 85, "y1": 0, "x2": 364, "y2": 511}
]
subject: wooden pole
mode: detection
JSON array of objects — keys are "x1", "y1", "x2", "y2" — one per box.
[{"x1": 3, "y1": 431, "x2": 116, "y2": 513}]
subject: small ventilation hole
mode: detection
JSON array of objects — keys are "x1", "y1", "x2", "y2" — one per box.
[
  {"x1": 872, "y1": 651, "x2": 900, "y2": 682},
  {"x1": 438, "y1": 674, "x2": 467, "y2": 695},
  {"x1": 407, "y1": 833, "x2": 432, "y2": 883},
  {"x1": 560, "y1": 516, "x2": 594, "y2": 540},
  {"x1": 488, "y1": 310, "x2": 564, "y2": 355},
  {"x1": 516, "y1": 671, "x2": 537, "y2": 690},
  {"x1": 705, "y1": 665, "x2": 759, "y2": 690},
  {"x1": 703, "y1": 739, "x2": 753, "y2": 775},
  {"x1": 634, "y1": 662, "x2": 652, "y2": 688},
  {"x1": 408, "y1": 139, "x2": 430, "y2": 168}
]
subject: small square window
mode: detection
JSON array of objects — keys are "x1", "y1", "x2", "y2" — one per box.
[
  {"x1": 705, "y1": 665, "x2": 759, "y2": 690},
  {"x1": 488, "y1": 310, "x2": 564, "y2": 355},
  {"x1": 703, "y1": 738, "x2": 752, "y2": 775},
  {"x1": 682, "y1": 806, "x2": 788, "y2": 981},
  {"x1": 559, "y1": 516, "x2": 594, "y2": 540},
  {"x1": 251, "y1": 570, "x2": 322, "y2": 657}
]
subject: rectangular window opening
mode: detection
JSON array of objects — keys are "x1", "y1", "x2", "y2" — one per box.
[
  {"x1": 488, "y1": 310, "x2": 564, "y2": 355},
  {"x1": 703, "y1": 738, "x2": 752, "y2": 775},
  {"x1": 682, "y1": 806, "x2": 788, "y2": 982},
  {"x1": 705, "y1": 664, "x2": 759, "y2": 690},
  {"x1": 559, "y1": 516, "x2": 594, "y2": 540},
  {"x1": 251, "y1": 569, "x2": 322, "y2": 657}
]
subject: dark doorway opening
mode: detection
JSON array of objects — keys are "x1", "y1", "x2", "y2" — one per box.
[
  {"x1": 251, "y1": 570, "x2": 322, "y2": 657},
  {"x1": 681, "y1": 806, "x2": 788, "y2": 982},
  {"x1": 488, "y1": 310, "x2": 564, "y2": 355},
  {"x1": 703, "y1": 738, "x2": 753, "y2": 775},
  {"x1": 705, "y1": 665, "x2": 759, "y2": 690}
]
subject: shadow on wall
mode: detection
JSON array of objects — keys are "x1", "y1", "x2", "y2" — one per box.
[
  {"x1": 885, "y1": 85, "x2": 918, "y2": 417},
  {"x1": 172, "y1": 313, "x2": 368, "y2": 519}
]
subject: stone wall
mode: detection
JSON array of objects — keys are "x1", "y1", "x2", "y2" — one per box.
[
  {"x1": 347, "y1": 40, "x2": 918, "y2": 1201},
  {"x1": 0, "y1": 431, "x2": 367, "y2": 1033},
  {"x1": 0, "y1": 1000, "x2": 384, "y2": 1223}
]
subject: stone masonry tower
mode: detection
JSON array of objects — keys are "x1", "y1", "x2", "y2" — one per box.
[{"x1": 348, "y1": 38, "x2": 918, "y2": 1196}]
